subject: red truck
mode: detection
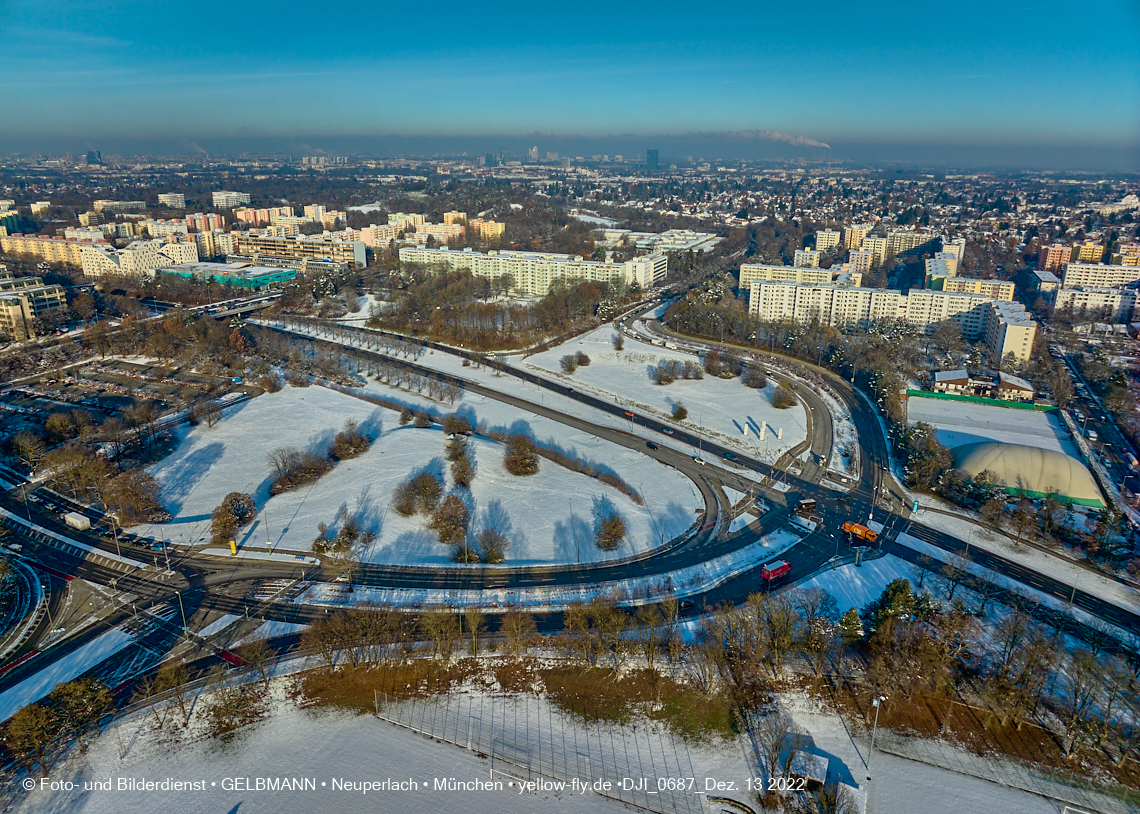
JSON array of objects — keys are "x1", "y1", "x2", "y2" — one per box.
[
  {"x1": 761, "y1": 560, "x2": 791, "y2": 580},
  {"x1": 842, "y1": 521, "x2": 878, "y2": 543}
]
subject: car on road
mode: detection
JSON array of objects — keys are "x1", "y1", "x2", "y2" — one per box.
[
  {"x1": 723, "y1": 452, "x2": 737, "y2": 461},
  {"x1": 661, "y1": 427, "x2": 673, "y2": 435},
  {"x1": 646, "y1": 441, "x2": 658, "y2": 450},
  {"x1": 692, "y1": 456, "x2": 706, "y2": 465},
  {"x1": 679, "y1": 599, "x2": 694, "y2": 610},
  {"x1": 148, "y1": 541, "x2": 167, "y2": 551}
]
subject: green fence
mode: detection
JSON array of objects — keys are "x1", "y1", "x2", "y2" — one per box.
[{"x1": 905, "y1": 390, "x2": 1055, "y2": 412}]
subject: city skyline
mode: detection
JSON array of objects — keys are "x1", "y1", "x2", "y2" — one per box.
[{"x1": 0, "y1": 0, "x2": 1137, "y2": 169}]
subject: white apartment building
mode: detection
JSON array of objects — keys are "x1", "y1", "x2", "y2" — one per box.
[
  {"x1": 1061, "y1": 263, "x2": 1140, "y2": 289},
  {"x1": 886, "y1": 229, "x2": 937, "y2": 255},
  {"x1": 940, "y1": 237, "x2": 966, "y2": 266},
  {"x1": 738, "y1": 263, "x2": 833, "y2": 289},
  {"x1": 81, "y1": 239, "x2": 199, "y2": 279},
  {"x1": 212, "y1": 191, "x2": 251, "y2": 208},
  {"x1": 859, "y1": 235, "x2": 889, "y2": 266},
  {"x1": 399, "y1": 247, "x2": 668, "y2": 295},
  {"x1": 157, "y1": 193, "x2": 186, "y2": 208},
  {"x1": 794, "y1": 249, "x2": 822, "y2": 268},
  {"x1": 748, "y1": 281, "x2": 1036, "y2": 362},
  {"x1": 303, "y1": 204, "x2": 326, "y2": 220},
  {"x1": 849, "y1": 250, "x2": 875, "y2": 276},
  {"x1": 815, "y1": 229, "x2": 841, "y2": 252},
  {"x1": 63, "y1": 227, "x2": 110, "y2": 242},
  {"x1": 1055, "y1": 287, "x2": 1139, "y2": 321},
  {"x1": 139, "y1": 219, "x2": 188, "y2": 238},
  {"x1": 194, "y1": 230, "x2": 238, "y2": 260},
  {"x1": 843, "y1": 224, "x2": 874, "y2": 249}
]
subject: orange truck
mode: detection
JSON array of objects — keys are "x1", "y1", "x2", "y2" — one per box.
[{"x1": 841, "y1": 521, "x2": 878, "y2": 543}]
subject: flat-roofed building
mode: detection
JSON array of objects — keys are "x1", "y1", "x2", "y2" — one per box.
[
  {"x1": 1061, "y1": 262, "x2": 1140, "y2": 289},
  {"x1": 939, "y1": 277, "x2": 1015, "y2": 300},
  {"x1": 93, "y1": 200, "x2": 146, "y2": 214},
  {"x1": 933, "y1": 369, "x2": 1035, "y2": 402},
  {"x1": 470, "y1": 218, "x2": 505, "y2": 240},
  {"x1": 748, "y1": 281, "x2": 1036, "y2": 361},
  {"x1": 443, "y1": 211, "x2": 468, "y2": 225},
  {"x1": 849, "y1": 250, "x2": 875, "y2": 276},
  {"x1": 887, "y1": 229, "x2": 938, "y2": 256},
  {"x1": 843, "y1": 223, "x2": 873, "y2": 249},
  {"x1": 794, "y1": 249, "x2": 822, "y2": 268},
  {"x1": 859, "y1": 235, "x2": 889, "y2": 266},
  {"x1": 236, "y1": 232, "x2": 366, "y2": 268},
  {"x1": 1038, "y1": 243, "x2": 1069, "y2": 272},
  {"x1": 157, "y1": 193, "x2": 185, "y2": 208},
  {"x1": 157, "y1": 261, "x2": 296, "y2": 290},
  {"x1": 1073, "y1": 242, "x2": 1104, "y2": 263},
  {"x1": 815, "y1": 229, "x2": 841, "y2": 252},
  {"x1": 0, "y1": 234, "x2": 90, "y2": 267},
  {"x1": 738, "y1": 263, "x2": 832, "y2": 289},
  {"x1": 0, "y1": 271, "x2": 67, "y2": 340},
  {"x1": 1055, "y1": 287, "x2": 1139, "y2": 322},
  {"x1": 399, "y1": 246, "x2": 668, "y2": 295},
  {"x1": 212, "y1": 191, "x2": 251, "y2": 208},
  {"x1": 80, "y1": 239, "x2": 199, "y2": 279}
]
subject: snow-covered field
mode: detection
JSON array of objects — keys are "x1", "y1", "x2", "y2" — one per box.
[
  {"x1": 137, "y1": 385, "x2": 701, "y2": 566},
  {"x1": 524, "y1": 323, "x2": 808, "y2": 457},
  {"x1": 907, "y1": 396, "x2": 1080, "y2": 459},
  {"x1": 796, "y1": 554, "x2": 914, "y2": 616}
]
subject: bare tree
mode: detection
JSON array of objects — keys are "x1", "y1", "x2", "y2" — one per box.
[
  {"x1": 156, "y1": 661, "x2": 192, "y2": 727},
  {"x1": 239, "y1": 639, "x2": 276, "y2": 690},
  {"x1": 463, "y1": 608, "x2": 486, "y2": 656},
  {"x1": 500, "y1": 606, "x2": 537, "y2": 660},
  {"x1": 1058, "y1": 649, "x2": 1100, "y2": 758}
]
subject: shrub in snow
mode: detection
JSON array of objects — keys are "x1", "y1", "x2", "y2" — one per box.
[
  {"x1": 671, "y1": 403, "x2": 688, "y2": 421},
  {"x1": 431, "y1": 495, "x2": 470, "y2": 547},
  {"x1": 595, "y1": 514, "x2": 626, "y2": 550},
  {"x1": 772, "y1": 382, "x2": 797, "y2": 409},
  {"x1": 560, "y1": 354, "x2": 579, "y2": 374},
  {"x1": 330, "y1": 419, "x2": 370, "y2": 460},
  {"x1": 504, "y1": 434, "x2": 540, "y2": 475}
]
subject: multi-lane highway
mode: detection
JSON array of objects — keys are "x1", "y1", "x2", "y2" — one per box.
[{"x1": 2, "y1": 300, "x2": 1138, "y2": 701}]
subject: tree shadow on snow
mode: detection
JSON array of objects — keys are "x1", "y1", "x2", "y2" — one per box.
[
  {"x1": 156, "y1": 440, "x2": 225, "y2": 515},
  {"x1": 553, "y1": 513, "x2": 592, "y2": 563}
]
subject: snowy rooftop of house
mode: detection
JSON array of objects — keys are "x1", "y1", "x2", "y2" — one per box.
[
  {"x1": 933, "y1": 368, "x2": 969, "y2": 382},
  {"x1": 789, "y1": 751, "x2": 829, "y2": 783},
  {"x1": 999, "y1": 372, "x2": 1033, "y2": 391}
]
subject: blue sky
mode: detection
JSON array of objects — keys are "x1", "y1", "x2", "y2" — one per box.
[{"x1": 0, "y1": 0, "x2": 1137, "y2": 164}]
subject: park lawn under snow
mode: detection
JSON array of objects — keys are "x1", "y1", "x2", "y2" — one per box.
[
  {"x1": 523, "y1": 323, "x2": 808, "y2": 457},
  {"x1": 796, "y1": 554, "x2": 915, "y2": 616},
  {"x1": 139, "y1": 385, "x2": 701, "y2": 566}
]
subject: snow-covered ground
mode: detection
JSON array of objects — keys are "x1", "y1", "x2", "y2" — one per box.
[
  {"x1": 907, "y1": 396, "x2": 1080, "y2": 459},
  {"x1": 137, "y1": 385, "x2": 701, "y2": 566},
  {"x1": 904, "y1": 509, "x2": 1140, "y2": 618},
  {"x1": 796, "y1": 554, "x2": 914, "y2": 616},
  {"x1": 523, "y1": 322, "x2": 808, "y2": 457},
  {"x1": 0, "y1": 626, "x2": 134, "y2": 721}
]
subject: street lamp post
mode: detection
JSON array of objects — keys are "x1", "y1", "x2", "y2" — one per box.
[
  {"x1": 175, "y1": 590, "x2": 189, "y2": 641},
  {"x1": 867, "y1": 695, "x2": 887, "y2": 781}
]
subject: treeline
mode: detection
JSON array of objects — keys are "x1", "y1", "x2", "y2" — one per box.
[{"x1": 370, "y1": 270, "x2": 628, "y2": 349}]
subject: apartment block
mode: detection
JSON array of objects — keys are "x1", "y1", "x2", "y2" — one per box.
[
  {"x1": 212, "y1": 191, "x2": 251, "y2": 208},
  {"x1": 93, "y1": 200, "x2": 146, "y2": 214},
  {"x1": 399, "y1": 247, "x2": 668, "y2": 295},
  {"x1": 1061, "y1": 262, "x2": 1140, "y2": 289},
  {"x1": 470, "y1": 218, "x2": 505, "y2": 240},
  {"x1": 939, "y1": 237, "x2": 966, "y2": 266},
  {"x1": 81, "y1": 239, "x2": 199, "y2": 279},
  {"x1": 194, "y1": 230, "x2": 238, "y2": 260},
  {"x1": 1054, "y1": 287, "x2": 1139, "y2": 322},
  {"x1": 419, "y1": 222, "x2": 466, "y2": 243},
  {"x1": 747, "y1": 281, "x2": 1036, "y2": 361},
  {"x1": 0, "y1": 271, "x2": 67, "y2": 341},
  {"x1": 793, "y1": 249, "x2": 822, "y2": 268},
  {"x1": 235, "y1": 206, "x2": 294, "y2": 227},
  {"x1": 62, "y1": 227, "x2": 109, "y2": 242},
  {"x1": 139, "y1": 219, "x2": 188, "y2": 238},
  {"x1": 157, "y1": 193, "x2": 186, "y2": 209},
  {"x1": 1038, "y1": 243, "x2": 1069, "y2": 272},
  {"x1": 236, "y1": 232, "x2": 366, "y2": 268},
  {"x1": 303, "y1": 204, "x2": 326, "y2": 220},
  {"x1": 938, "y1": 277, "x2": 1015, "y2": 301},
  {"x1": 849, "y1": 250, "x2": 875, "y2": 276},
  {"x1": 443, "y1": 211, "x2": 468, "y2": 225},
  {"x1": 0, "y1": 234, "x2": 90, "y2": 267},
  {"x1": 886, "y1": 229, "x2": 937, "y2": 256},
  {"x1": 1072, "y1": 242, "x2": 1104, "y2": 263},
  {"x1": 843, "y1": 224, "x2": 873, "y2": 249},
  {"x1": 31, "y1": 202, "x2": 51, "y2": 218},
  {"x1": 859, "y1": 235, "x2": 889, "y2": 266},
  {"x1": 738, "y1": 263, "x2": 833, "y2": 289},
  {"x1": 389, "y1": 213, "x2": 425, "y2": 231},
  {"x1": 985, "y1": 300, "x2": 1037, "y2": 363},
  {"x1": 186, "y1": 212, "x2": 225, "y2": 232},
  {"x1": 815, "y1": 229, "x2": 841, "y2": 252}
]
